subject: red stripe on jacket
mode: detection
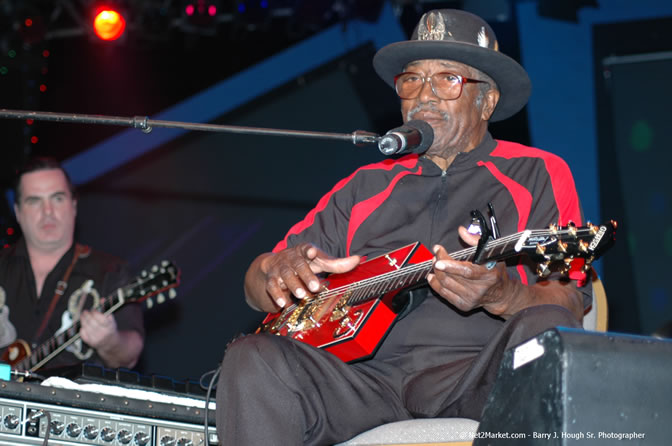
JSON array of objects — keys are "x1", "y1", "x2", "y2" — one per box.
[
  {"x1": 477, "y1": 160, "x2": 532, "y2": 285},
  {"x1": 491, "y1": 141, "x2": 583, "y2": 226},
  {"x1": 346, "y1": 166, "x2": 424, "y2": 256},
  {"x1": 273, "y1": 155, "x2": 420, "y2": 253},
  {"x1": 489, "y1": 140, "x2": 586, "y2": 282}
]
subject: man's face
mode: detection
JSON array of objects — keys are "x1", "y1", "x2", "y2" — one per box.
[
  {"x1": 399, "y1": 59, "x2": 497, "y2": 156},
  {"x1": 14, "y1": 169, "x2": 77, "y2": 253}
]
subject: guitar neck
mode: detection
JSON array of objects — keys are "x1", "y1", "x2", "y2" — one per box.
[
  {"x1": 339, "y1": 234, "x2": 526, "y2": 307},
  {"x1": 19, "y1": 289, "x2": 127, "y2": 372}
]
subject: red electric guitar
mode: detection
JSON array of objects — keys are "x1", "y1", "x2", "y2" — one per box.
[
  {"x1": 257, "y1": 221, "x2": 617, "y2": 363},
  {"x1": 2, "y1": 260, "x2": 180, "y2": 373}
]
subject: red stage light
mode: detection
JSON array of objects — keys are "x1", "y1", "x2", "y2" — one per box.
[{"x1": 93, "y1": 9, "x2": 126, "y2": 41}]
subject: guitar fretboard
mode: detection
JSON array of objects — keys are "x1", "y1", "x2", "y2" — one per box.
[
  {"x1": 326, "y1": 233, "x2": 528, "y2": 307},
  {"x1": 20, "y1": 287, "x2": 129, "y2": 371}
]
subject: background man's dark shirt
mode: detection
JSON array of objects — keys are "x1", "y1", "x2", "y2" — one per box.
[{"x1": 0, "y1": 238, "x2": 145, "y2": 371}]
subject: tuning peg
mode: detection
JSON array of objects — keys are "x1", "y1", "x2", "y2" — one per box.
[
  {"x1": 536, "y1": 244, "x2": 545, "y2": 255},
  {"x1": 151, "y1": 265, "x2": 159, "y2": 273},
  {"x1": 146, "y1": 298, "x2": 154, "y2": 309},
  {"x1": 582, "y1": 256, "x2": 595, "y2": 273},
  {"x1": 168, "y1": 289, "x2": 177, "y2": 299},
  {"x1": 559, "y1": 258, "x2": 573, "y2": 275},
  {"x1": 157, "y1": 293, "x2": 166, "y2": 304},
  {"x1": 558, "y1": 241, "x2": 568, "y2": 253},
  {"x1": 588, "y1": 222, "x2": 598, "y2": 235},
  {"x1": 578, "y1": 240, "x2": 589, "y2": 253},
  {"x1": 536, "y1": 261, "x2": 552, "y2": 278},
  {"x1": 161, "y1": 260, "x2": 169, "y2": 267},
  {"x1": 140, "y1": 270, "x2": 148, "y2": 278},
  {"x1": 548, "y1": 223, "x2": 558, "y2": 234}
]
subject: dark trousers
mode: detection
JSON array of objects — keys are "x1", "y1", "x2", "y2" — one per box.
[{"x1": 215, "y1": 304, "x2": 581, "y2": 446}]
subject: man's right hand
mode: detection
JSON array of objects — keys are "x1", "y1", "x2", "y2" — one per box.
[{"x1": 244, "y1": 244, "x2": 360, "y2": 313}]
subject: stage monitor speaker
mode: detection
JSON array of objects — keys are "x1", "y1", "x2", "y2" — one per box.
[{"x1": 475, "y1": 327, "x2": 672, "y2": 445}]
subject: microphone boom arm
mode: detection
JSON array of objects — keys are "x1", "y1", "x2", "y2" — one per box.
[{"x1": 0, "y1": 108, "x2": 380, "y2": 146}]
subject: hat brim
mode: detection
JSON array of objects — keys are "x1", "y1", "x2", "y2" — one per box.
[{"x1": 373, "y1": 40, "x2": 531, "y2": 122}]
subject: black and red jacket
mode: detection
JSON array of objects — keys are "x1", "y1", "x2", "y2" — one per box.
[{"x1": 274, "y1": 132, "x2": 585, "y2": 288}]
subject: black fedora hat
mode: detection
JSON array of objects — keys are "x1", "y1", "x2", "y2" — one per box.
[{"x1": 373, "y1": 9, "x2": 531, "y2": 122}]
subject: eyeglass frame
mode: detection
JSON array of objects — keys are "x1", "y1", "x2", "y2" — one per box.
[{"x1": 393, "y1": 71, "x2": 490, "y2": 100}]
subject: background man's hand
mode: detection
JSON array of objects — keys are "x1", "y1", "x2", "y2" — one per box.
[{"x1": 79, "y1": 309, "x2": 119, "y2": 349}]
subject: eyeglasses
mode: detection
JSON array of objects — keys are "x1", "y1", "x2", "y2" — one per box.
[{"x1": 394, "y1": 71, "x2": 489, "y2": 100}]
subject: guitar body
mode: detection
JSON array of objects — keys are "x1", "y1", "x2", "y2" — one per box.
[
  {"x1": 258, "y1": 243, "x2": 434, "y2": 363},
  {"x1": 1, "y1": 261, "x2": 180, "y2": 373},
  {"x1": 257, "y1": 221, "x2": 618, "y2": 363},
  {"x1": 1, "y1": 339, "x2": 31, "y2": 366}
]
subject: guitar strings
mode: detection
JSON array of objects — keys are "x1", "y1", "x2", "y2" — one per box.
[
  {"x1": 23, "y1": 270, "x2": 175, "y2": 370},
  {"x1": 275, "y1": 227, "x2": 590, "y2": 317}
]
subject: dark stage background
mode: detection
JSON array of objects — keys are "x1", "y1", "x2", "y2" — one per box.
[
  {"x1": 75, "y1": 45, "x2": 400, "y2": 377},
  {"x1": 594, "y1": 17, "x2": 672, "y2": 336}
]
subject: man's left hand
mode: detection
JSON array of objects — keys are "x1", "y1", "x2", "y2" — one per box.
[
  {"x1": 79, "y1": 309, "x2": 119, "y2": 349},
  {"x1": 427, "y1": 226, "x2": 514, "y2": 315}
]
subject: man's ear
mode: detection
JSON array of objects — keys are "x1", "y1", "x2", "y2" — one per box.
[{"x1": 481, "y1": 88, "x2": 501, "y2": 121}]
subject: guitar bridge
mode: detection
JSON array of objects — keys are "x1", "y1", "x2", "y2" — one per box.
[{"x1": 330, "y1": 295, "x2": 351, "y2": 321}]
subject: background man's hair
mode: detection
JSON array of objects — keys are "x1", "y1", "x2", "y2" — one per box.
[{"x1": 14, "y1": 157, "x2": 77, "y2": 205}]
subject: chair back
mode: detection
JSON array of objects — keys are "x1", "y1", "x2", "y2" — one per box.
[{"x1": 583, "y1": 270, "x2": 608, "y2": 332}]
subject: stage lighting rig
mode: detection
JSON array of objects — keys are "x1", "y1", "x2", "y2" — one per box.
[
  {"x1": 180, "y1": 0, "x2": 222, "y2": 34},
  {"x1": 92, "y1": 6, "x2": 127, "y2": 41}
]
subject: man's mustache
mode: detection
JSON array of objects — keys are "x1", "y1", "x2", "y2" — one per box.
[
  {"x1": 407, "y1": 104, "x2": 450, "y2": 122},
  {"x1": 39, "y1": 217, "x2": 59, "y2": 226}
]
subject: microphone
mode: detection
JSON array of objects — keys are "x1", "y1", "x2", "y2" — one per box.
[{"x1": 377, "y1": 120, "x2": 434, "y2": 156}]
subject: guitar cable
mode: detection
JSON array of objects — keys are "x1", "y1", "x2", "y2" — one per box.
[
  {"x1": 0, "y1": 363, "x2": 46, "y2": 382},
  {"x1": 14, "y1": 369, "x2": 46, "y2": 381},
  {"x1": 200, "y1": 335, "x2": 242, "y2": 445},
  {"x1": 23, "y1": 408, "x2": 52, "y2": 445},
  {"x1": 201, "y1": 365, "x2": 221, "y2": 446}
]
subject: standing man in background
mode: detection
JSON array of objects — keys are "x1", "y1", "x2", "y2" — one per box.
[{"x1": 0, "y1": 157, "x2": 144, "y2": 373}]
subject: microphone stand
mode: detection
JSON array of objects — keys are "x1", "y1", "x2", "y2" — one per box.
[{"x1": 0, "y1": 108, "x2": 380, "y2": 146}]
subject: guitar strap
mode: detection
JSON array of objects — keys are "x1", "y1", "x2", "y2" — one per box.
[
  {"x1": 395, "y1": 287, "x2": 428, "y2": 321},
  {"x1": 33, "y1": 243, "x2": 92, "y2": 342}
]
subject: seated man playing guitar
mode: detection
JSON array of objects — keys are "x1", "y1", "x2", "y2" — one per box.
[
  {"x1": 0, "y1": 157, "x2": 144, "y2": 374},
  {"x1": 215, "y1": 9, "x2": 603, "y2": 446}
]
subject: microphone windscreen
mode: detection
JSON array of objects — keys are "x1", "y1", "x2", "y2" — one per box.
[{"x1": 405, "y1": 120, "x2": 434, "y2": 154}]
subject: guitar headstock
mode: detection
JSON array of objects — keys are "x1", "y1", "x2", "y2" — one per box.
[
  {"x1": 515, "y1": 220, "x2": 617, "y2": 277},
  {"x1": 126, "y1": 260, "x2": 181, "y2": 308}
]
